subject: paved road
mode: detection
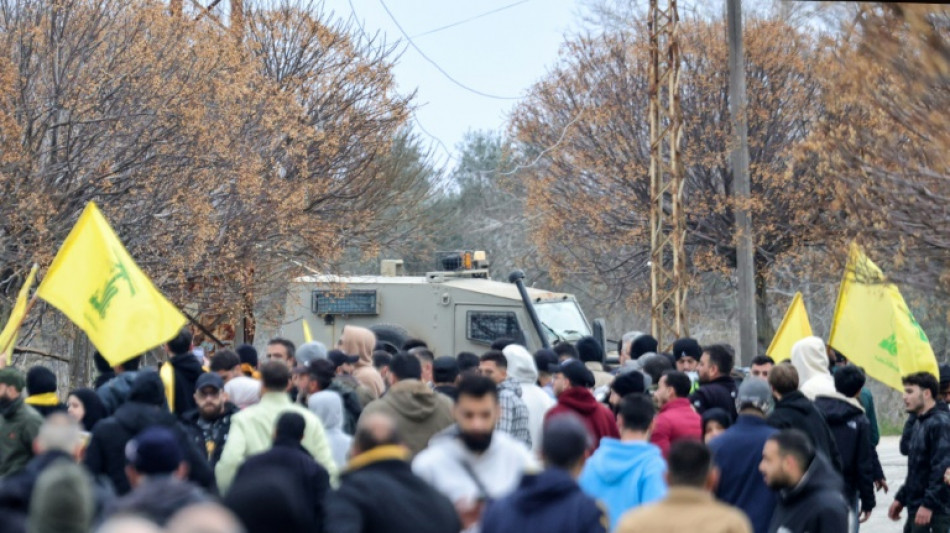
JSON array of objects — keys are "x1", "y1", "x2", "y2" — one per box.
[{"x1": 863, "y1": 436, "x2": 906, "y2": 533}]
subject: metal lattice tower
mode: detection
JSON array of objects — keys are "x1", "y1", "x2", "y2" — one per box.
[
  {"x1": 648, "y1": 0, "x2": 688, "y2": 349},
  {"x1": 169, "y1": 0, "x2": 244, "y2": 38}
]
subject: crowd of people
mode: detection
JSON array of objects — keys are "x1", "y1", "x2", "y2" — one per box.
[{"x1": 0, "y1": 325, "x2": 947, "y2": 533}]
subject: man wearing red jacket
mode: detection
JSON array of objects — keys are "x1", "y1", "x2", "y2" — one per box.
[
  {"x1": 651, "y1": 370, "x2": 702, "y2": 458},
  {"x1": 545, "y1": 360, "x2": 619, "y2": 450}
]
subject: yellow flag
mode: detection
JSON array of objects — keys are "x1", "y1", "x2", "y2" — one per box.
[
  {"x1": 0, "y1": 265, "x2": 38, "y2": 364},
  {"x1": 302, "y1": 320, "x2": 313, "y2": 343},
  {"x1": 36, "y1": 202, "x2": 187, "y2": 366},
  {"x1": 767, "y1": 292, "x2": 813, "y2": 362},
  {"x1": 829, "y1": 243, "x2": 939, "y2": 391}
]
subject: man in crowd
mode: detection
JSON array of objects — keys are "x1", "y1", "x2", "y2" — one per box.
[
  {"x1": 503, "y1": 344, "x2": 555, "y2": 453},
  {"x1": 479, "y1": 351, "x2": 532, "y2": 448},
  {"x1": 413, "y1": 375, "x2": 537, "y2": 532},
  {"x1": 900, "y1": 363, "x2": 949, "y2": 456},
  {"x1": 209, "y1": 350, "x2": 242, "y2": 383},
  {"x1": 615, "y1": 440, "x2": 752, "y2": 533},
  {"x1": 579, "y1": 394, "x2": 666, "y2": 531},
  {"x1": 95, "y1": 353, "x2": 141, "y2": 415},
  {"x1": 547, "y1": 359, "x2": 619, "y2": 449},
  {"x1": 482, "y1": 415, "x2": 608, "y2": 533},
  {"x1": 577, "y1": 336, "x2": 612, "y2": 390},
  {"x1": 709, "y1": 378, "x2": 777, "y2": 533},
  {"x1": 409, "y1": 347, "x2": 436, "y2": 387},
  {"x1": 689, "y1": 344, "x2": 738, "y2": 420},
  {"x1": 328, "y1": 413, "x2": 460, "y2": 533},
  {"x1": 607, "y1": 371, "x2": 648, "y2": 415},
  {"x1": 651, "y1": 370, "x2": 702, "y2": 458},
  {"x1": 266, "y1": 338, "x2": 296, "y2": 367},
  {"x1": 813, "y1": 365, "x2": 875, "y2": 529},
  {"x1": 766, "y1": 363, "x2": 843, "y2": 473},
  {"x1": 553, "y1": 342, "x2": 579, "y2": 363},
  {"x1": 791, "y1": 337, "x2": 837, "y2": 400},
  {"x1": 24, "y1": 366, "x2": 66, "y2": 417},
  {"x1": 672, "y1": 338, "x2": 702, "y2": 374},
  {"x1": 297, "y1": 359, "x2": 360, "y2": 435},
  {"x1": 889, "y1": 372, "x2": 950, "y2": 533},
  {"x1": 372, "y1": 351, "x2": 393, "y2": 388},
  {"x1": 749, "y1": 356, "x2": 775, "y2": 380},
  {"x1": 760, "y1": 429, "x2": 848, "y2": 533},
  {"x1": 162, "y1": 328, "x2": 205, "y2": 416},
  {"x1": 215, "y1": 361, "x2": 337, "y2": 493},
  {"x1": 181, "y1": 373, "x2": 239, "y2": 468},
  {"x1": 361, "y1": 353, "x2": 454, "y2": 456},
  {"x1": 533, "y1": 349, "x2": 559, "y2": 397},
  {"x1": 433, "y1": 356, "x2": 460, "y2": 401},
  {"x1": 0, "y1": 368, "x2": 43, "y2": 476}
]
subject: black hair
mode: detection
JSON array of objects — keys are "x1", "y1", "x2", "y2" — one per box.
[
  {"x1": 902, "y1": 371, "x2": 939, "y2": 400},
  {"x1": 456, "y1": 352, "x2": 480, "y2": 373},
  {"x1": 542, "y1": 415, "x2": 590, "y2": 469},
  {"x1": 576, "y1": 336, "x2": 604, "y2": 364},
  {"x1": 619, "y1": 393, "x2": 655, "y2": 432},
  {"x1": 479, "y1": 350, "x2": 508, "y2": 369},
  {"x1": 834, "y1": 365, "x2": 866, "y2": 398},
  {"x1": 402, "y1": 338, "x2": 428, "y2": 351},
  {"x1": 390, "y1": 353, "x2": 422, "y2": 381},
  {"x1": 552, "y1": 342, "x2": 578, "y2": 360},
  {"x1": 210, "y1": 350, "x2": 241, "y2": 372},
  {"x1": 668, "y1": 440, "x2": 713, "y2": 488},
  {"x1": 642, "y1": 354, "x2": 674, "y2": 385},
  {"x1": 372, "y1": 351, "x2": 393, "y2": 369},
  {"x1": 490, "y1": 338, "x2": 516, "y2": 351},
  {"x1": 275, "y1": 412, "x2": 306, "y2": 441},
  {"x1": 267, "y1": 337, "x2": 296, "y2": 359},
  {"x1": 166, "y1": 328, "x2": 194, "y2": 355},
  {"x1": 701, "y1": 408, "x2": 732, "y2": 434},
  {"x1": 456, "y1": 375, "x2": 498, "y2": 403},
  {"x1": 308, "y1": 359, "x2": 335, "y2": 390},
  {"x1": 410, "y1": 348, "x2": 435, "y2": 363},
  {"x1": 768, "y1": 429, "x2": 815, "y2": 471},
  {"x1": 662, "y1": 370, "x2": 692, "y2": 398},
  {"x1": 260, "y1": 361, "x2": 291, "y2": 391},
  {"x1": 750, "y1": 355, "x2": 775, "y2": 367},
  {"x1": 703, "y1": 344, "x2": 735, "y2": 376}
]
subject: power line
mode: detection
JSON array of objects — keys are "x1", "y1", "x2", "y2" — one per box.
[
  {"x1": 411, "y1": 0, "x2": 531, "y2": 39},
  {"x1": 376, "y1": 0, "x2": 522, "y2": 101}
]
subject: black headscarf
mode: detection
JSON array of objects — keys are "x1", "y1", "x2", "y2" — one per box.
[{"x1": 69, "y1": 388, "x2": 107, "y2": 431}]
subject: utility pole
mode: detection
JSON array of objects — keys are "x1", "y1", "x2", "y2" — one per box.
[{"x1": 727, "y1": 0, "x2": 757, "y2": 365}]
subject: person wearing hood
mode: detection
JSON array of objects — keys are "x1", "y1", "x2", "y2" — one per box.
[
  {"x1": 576, "y1": 337, "x2": 612, "y2": 390},
  {"x1": 813, "y1": 365, "x2": 875, "y2": 531},
  {"x1": 689, "y1": 344, "x2": 739, "y2": 420},
  {"x1": 94, "y1": 353, "x2": 141, "y2": 415},
  {"x1": 67, "y1": 388, "x2": 107, "y2": 432},
  {"x1": 339, "y1": 325, "x2": 386, "y2": 400},
  {"x1": 482, "y1": 415, "x2": 608, "y2": 533},
  {"x1": 359, "y1": 353, "x2": 454, "y2": 456},
  {"x1": 760, "y1": 429, "x2": 848, "y2": 533},
  {"x1": 0, "y1": 368, "x2": 43, "y2": 477},
  {"x1": 708, "y1": 378, "x2": 778, "y2": 533},
  {"x1": 479, "y1": 351, "x2": 532, "y2": 448},
  {"x1": 766, "y1": 363, "x2": 843, "y2": 473},
  {"x1": 24, "y1": 366, "x2": 66, "y2": 417},
  {"x1": 161, "y1": 328, "x2": 206, "y2": 417},
  {"x1": 546, "y1": 360, "x2": 619, "y2": 449},
  {"x1": 790, "y1": 337, "x2": 836, "y2": 401},
  {"x1": 578, "y1": 393, "x2": 666, "y2": 531},
  {"x1": 84, "y1": 370, "x2": 214, "y2": 495},
  {"x1": 503, "y1": 345, "x2": 555, "y2": 452},
  {"x1": 307, "y1": 388, "x2": 352, "y2": 469}
]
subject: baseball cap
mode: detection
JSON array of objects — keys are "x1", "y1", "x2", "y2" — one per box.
[
  {"x1": 736, "y1": 377, "x2": 772, "y2": 414},
  {"x1": 294, "y1": 341, "x2": 327, "y2": 367},
  {"x1": 195, "y1": 373, "x2": 224, "y2": 392},
  {"x1": 125, "y1": 426, "x2": 183, "y2": 475},
  {"x1": 328, "y1": 350, "x2": 359, "y2": 369},
  {"x1": 552, "y1": 359, "x2": 595, "y2": 388}
]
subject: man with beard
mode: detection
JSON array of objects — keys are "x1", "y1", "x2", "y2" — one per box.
[
  {"x1": 759, "y1": 429, "x2": 847, "y2": 533},
  {"x1": 0, "y1": 368, "x2": 43, "y2": 477},
  {"x1": 413, "y1": 375, "x2": 538, "y2": 532},
  {"x1": 181, "y1": 373, "x2": 239, "y2": 468},
  {"x1": 689, "y1": 344, "x2": 739, "y2": 421}
]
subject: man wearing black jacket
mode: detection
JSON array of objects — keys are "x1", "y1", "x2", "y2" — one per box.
[
  {"x1": 766, "y1": 364, "x2": 843, "y2": 473},
  {"x1": 689, "y1": 344, "x2": 739, "y2": 420},
  {"x1": 760, "y1": 429, "x2": 847, "y2": 533},
  {"x1": 162, "y1": 328, "x2": 205, "y2": 417},
  {"x1": 180, "y1": 373, "x2": 239, "y2": 468}
]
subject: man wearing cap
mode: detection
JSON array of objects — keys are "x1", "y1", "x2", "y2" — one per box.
[
  {"x1": 0, "y1": 368, "x2": 43, "y2": 477},
  {"x1": 24, "y1": 366, "x2": 66, "y2": 417},
  {"x1": 361, "y1": 354, "x2": 454, "y2": 456},
  {"x1": 673, "y1": 338, "x2": 703, "y2": 393},
  {"x1": 546, "y1": 360, "x2": 618, "y2": 450},
  {"x1": 708, "y1": 378, "x2": 777, "y2": 533},
  {"x1": 181, "y1": 373, "x2": 239, "y2": 468},
  {"x1": 607, "y1": 371, "x2": 649, "y2": 415},
  {"x1": 433, "y1": 356, "x2": 460, "y2": 401}
]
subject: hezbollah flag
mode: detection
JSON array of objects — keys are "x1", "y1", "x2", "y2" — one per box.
[
  {"x1": 36, "y1": 202, "x2": 187, "y2": 366},
  {"x1": 766, "y1": 292, "x2": 813, "y2": 362},
  {"x1": 0, "y1": 264, "x2": 39, "y2": 364},
  {"x1": 828, "y1": 243, "x2": 939, "y2": 391}
]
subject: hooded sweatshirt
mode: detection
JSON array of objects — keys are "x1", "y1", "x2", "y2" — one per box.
[
  {"x1": 308, "y1": 390, "x2": 353, "y2": 468},
  {"x1": 768, "y1": 453, "x2": 848, "y2": 533},
  {"x1": 791, "y1": 337, "x2": 836, "y2": 401},
  {"x1": 578, "y1": 438, "x2": 667, "y2": 531},
  {"x1": 361, "y1": 379, "x2": 454, "y2": 456},
  {"x1": 813, "y1": 396, "x2": 875, "y2": 513},
  {"x1": 503, "y1": 345, "x2": 555, "y2": 452},
  {"x1": 547, "y1": 387, "x2": 620, "y2": 450},
  {"x1": 767, "y1": 391, "x2": 843, "y2": 474},
  {"x1": 340, "y1": 326, "x2": 385, "y2": 400},
  {"x1": 482, "y1": 468, "x2": 607, "y2": 533}
]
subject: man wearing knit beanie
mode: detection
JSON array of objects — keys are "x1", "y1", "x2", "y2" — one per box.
[
  {"x1": 25, "y1": 366, "x2": 66, "y2": 417},
  {"x1": 0, "y1": 367, "x2": 43, "y2": 476}
]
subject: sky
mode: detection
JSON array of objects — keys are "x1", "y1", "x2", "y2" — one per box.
[{"x1": 320, "y1": 0, "x2": 584, "y2": 168}]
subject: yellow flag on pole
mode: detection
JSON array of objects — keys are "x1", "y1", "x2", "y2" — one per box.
[
  {"x1": 302, "y1": 320, "x2": 313, "y2": 343},
  {"x1": 36, "y1": 202, "x2": 187, "y2": 367},
  {"x1": 828, "y1": 243, "x2": 939, "y2": 391},
  {"x1": 766, "y1": 292, "x2": 813, "y2": 362},
  {"x1": 0, "y1": 264, "x2": 38, "y2": 364}
]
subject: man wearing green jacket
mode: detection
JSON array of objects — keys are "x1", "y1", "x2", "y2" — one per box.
[
  {"x1": 215, "y1": 361, "x2": 337, "y2": 493},
  {"x1": 0, "y1": 368, "x2": 43, "y2": 477}
]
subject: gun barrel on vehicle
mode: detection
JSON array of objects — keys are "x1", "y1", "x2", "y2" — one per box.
[{"x1": 508, "y1": 270, "x2": 551, "y2": 349}]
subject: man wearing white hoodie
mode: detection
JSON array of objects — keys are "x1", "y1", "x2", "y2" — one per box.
[
  {"x1": 791, "y1": 337, "x2": 837, "y2": 401},
  {"x1": 503, "y1": 345, "x2": 556, "y2": 452}
]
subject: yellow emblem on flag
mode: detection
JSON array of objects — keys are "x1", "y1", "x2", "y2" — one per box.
[
  {"x1": 829, "y1": 243, "x2": 939, "y2": 391},
  {"x1": 302, "y1": 320, "x2": 313, "y2": 343},
  {"x1": 766, "y1": 291, "x2": 813, "y2": 363},
  {"x1": 36, "y1": 202, "x2": 187, "y2": 367},
  {"x1": 0, "y1": 264, "x2": 38, "y2": 364}
]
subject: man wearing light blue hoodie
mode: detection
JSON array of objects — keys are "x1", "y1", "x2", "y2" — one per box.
[{"x1": 578, "y1": 393, "x2": 667, "y2": 531}]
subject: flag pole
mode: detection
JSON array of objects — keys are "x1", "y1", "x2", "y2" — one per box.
[{"x1": 0, "y1": 292, "x2": 40, "y2": 368}]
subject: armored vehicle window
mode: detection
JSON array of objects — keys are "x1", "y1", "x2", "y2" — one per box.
[{"x1": 467, "y1": 311, "x2": 525, "y2": 345}]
